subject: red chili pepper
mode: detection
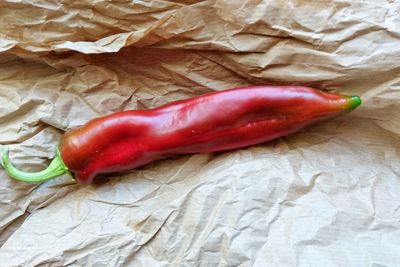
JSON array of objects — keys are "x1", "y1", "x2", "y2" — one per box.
[{"x1": 0, "y1": 86, "x2": 361, "y2": 184}]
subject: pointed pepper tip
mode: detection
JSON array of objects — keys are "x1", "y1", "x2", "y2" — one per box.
[{"x1": 346, "y1": 96, "x2": 362, "y2": 111}]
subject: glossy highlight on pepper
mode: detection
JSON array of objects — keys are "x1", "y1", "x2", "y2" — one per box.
[{"x1": 0, "y1": 86, "x2": 361, "y2": 185}]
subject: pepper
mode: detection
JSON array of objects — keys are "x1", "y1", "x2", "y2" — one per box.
[{"x1": 0, "y1": 86, "x2": 361, "y2": 185}]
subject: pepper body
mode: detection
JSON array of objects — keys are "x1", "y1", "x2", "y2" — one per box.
[{"x1": 58, "y1": 86, "x2": 361, "y2": 184}]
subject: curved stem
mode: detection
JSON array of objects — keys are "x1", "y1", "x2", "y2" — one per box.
[{"x1": 0, "y1": 146, "x2": 71, "y2": 183}]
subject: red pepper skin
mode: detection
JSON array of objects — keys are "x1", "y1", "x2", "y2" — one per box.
[{"x1": 59, "y1": 86, "x2": 360, "y2": 184}]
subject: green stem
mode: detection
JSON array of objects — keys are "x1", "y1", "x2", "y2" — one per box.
[{"x1": 0, "y1": 146, "x2": 71, "y2": 183}]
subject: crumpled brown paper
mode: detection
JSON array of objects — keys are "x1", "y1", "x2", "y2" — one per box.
[{"x1": 0, "y1": 1, "x2": 400, "y2": 266}]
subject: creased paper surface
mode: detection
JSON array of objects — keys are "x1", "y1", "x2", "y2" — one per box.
[{"x1": 0, "y1": 1, "x2": 399, "y2": 266}]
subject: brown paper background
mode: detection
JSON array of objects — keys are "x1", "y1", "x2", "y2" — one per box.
[{"x1": 0, "y1": 1, "x2": 399, "y2": 266}]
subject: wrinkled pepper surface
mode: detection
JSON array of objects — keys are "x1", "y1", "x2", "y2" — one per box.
[{"x1": 0, "y1": 86, "x2": 361, "y2": 184}]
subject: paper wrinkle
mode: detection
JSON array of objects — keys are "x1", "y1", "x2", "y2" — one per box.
[{"x1": 0, "y1": 1, "x2": 400, "y2": 266}]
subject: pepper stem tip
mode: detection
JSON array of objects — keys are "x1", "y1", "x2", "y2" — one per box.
[{"x1": 0, "y1": 145, "x2": 70, "y2": 183}]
